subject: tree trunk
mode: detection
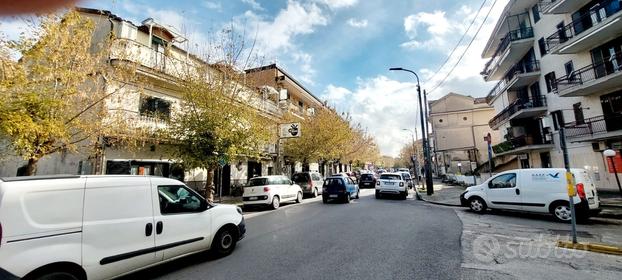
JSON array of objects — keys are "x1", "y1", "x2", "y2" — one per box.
[
  {"x1": 205, "y1": 166, "x2": 216, "y2": 202},
  {"x1": 25, "y1": 158, "x2": 38, "y2": 176}
]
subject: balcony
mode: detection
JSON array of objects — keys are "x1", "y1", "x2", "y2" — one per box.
[
  {"x1": 489, "y1": 96, "x2": 548, "y2": 130},
  {"x1": 492, "y1": 132, "x2": 554, "y2": 156},
  {"x1": 483, "y1": 27, "x2": 535, "y2": 81},
  {"x1": 487, "y1": 60, "x2": 541, "y2": 103},
  {"x1": 554, "y1": 52, "x2": 622, "y2": 96},
  {"x1": 545, "y1": 0, "x2": 622, "y2": 54},
  {"x1": 259, "y1": 100, "x2": 283, "y2": 117},
  {"x1": 539, "y1": 0, "x2": 591, "y2": 14},
  {"x1": 110, "y1": 38, "x2": 197, "y2": 80},
  {"x1": 565, "y1": 114, "x2": 622, "y2": 141}
]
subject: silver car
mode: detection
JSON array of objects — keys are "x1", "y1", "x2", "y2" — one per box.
[{"x1": 292, "y1": 172, "x2": 324, "y2": 197}]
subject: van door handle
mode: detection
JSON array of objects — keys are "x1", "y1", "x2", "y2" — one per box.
[
  {"x1": 156, "y1": 221, "x2": 163, "y2": 234},
  {"x1": 145, "y1": 223, "x2": 153, "y2": 236},
  {"x1": 515, "y1": 189, "x2": 520, "y2": 195}
]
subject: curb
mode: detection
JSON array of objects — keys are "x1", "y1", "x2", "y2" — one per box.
[
  {"x1": 557, "y1": 241, "x2": 622, "y2": 256},
  {"x1": 415, "y1": 190, "x2": 463, "y2": 207}
]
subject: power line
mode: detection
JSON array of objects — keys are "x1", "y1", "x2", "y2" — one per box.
[
  {"x1": 427, "y1": 0, "x2": 499, "y2": 94},
  {"x1": 427, "y1": 0, "x2": 489, "y2": 83}
]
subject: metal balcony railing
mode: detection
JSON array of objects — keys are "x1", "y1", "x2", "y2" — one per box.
[
  {"x1": 545, "y1": 0, "x2": 622, "y2": 51},
  {"x1": 487, "y1": 60, "x2": 540, "y2": 102},
  {"x1": 554, "y1": 52, "x2": 622, "y2": 93},
  {"x1": 488, "y1": 96, "x2": 547, "y2": 128},
  {"x1": 492, "y1": 132, "x2": 553, "y2": 154},
  {"x1": 483, "y1": 27, "x2": 535, "y2": 77},
  {"x1": 110, "y1": 38, "x2": 196, "y2": 79},
  {"x1": 564, "y1": 114, "x2": 622, "y2": 139}
]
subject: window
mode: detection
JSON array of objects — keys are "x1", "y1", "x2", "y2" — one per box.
[
  {"x1": 544, "y1": 72, "x2": 557, "y2": 93},
  {"x1": 293, "y1": 173, "x2": 310, "y2": 183},
  {"x1": 158, "y1": 185, "x2": 205, "y2": 214},
  {"x1": 538, "y1": 38, "x2": 547, "y2": 56},
  {"x1": 488, "y1": 173, "x2": 516, "y2": 189},
  {"x1": 247, "y1": 178, "x2": 268, "y2": 187},
  {"x1": 380, "y1": 174, "x2": 401, "y2": 180},
  {"x1": 573, "y1": 102, "x2": 585, "y2": 125},
  {"x1": 140, "y1": 96, "x2": 171, "y2": 119},
  {"x1": 532, "y1": 4, "x2": 540, "y2": 23},
  {"x1": 551, "y1": 110, "x2": 565, "y2": 130},
  {"x1": 564, "y1": 61, "x2": 575, "y2": 81}
]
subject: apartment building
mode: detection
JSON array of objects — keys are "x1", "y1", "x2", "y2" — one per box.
[
  {"x1": 482, "y1": 0, "x2": 622, "y2": 190},
  {"x1": 429, "y1": 93, "x2": 502, "y2": 175}
]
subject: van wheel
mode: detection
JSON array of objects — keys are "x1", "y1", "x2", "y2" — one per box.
[
  {"x1": 296, "y1": 192, "x2": 303, "y2": 203},
  {"x1": 469, "y1": 197, "x2": 487, "y2": 213},
  {"x1": 312, "y1": 188, "x2": 318, "y2": 198},
  {"x1": 211, "y1": 227, "x2": 237, "y2": 257},
  {"x1": 551, "y1": 202, "x2": 572, "y2": 223},
  {"x1": 270, "y1": 196, "x2": 280, "y2": 210}
]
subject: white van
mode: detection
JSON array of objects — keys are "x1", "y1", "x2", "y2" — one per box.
[
  {"x1": 460, "y1": 168, "x2": 601, "y2": 222},
  {"x1": 0, "y1": 175, "x2": 245, "y2": 280}
]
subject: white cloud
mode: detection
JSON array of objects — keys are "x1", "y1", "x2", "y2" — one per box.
[
  {"x1": 314, "y1": 0, "x2": 359, "y2": 9},
  {"x1": 402, "y1": 11, "x2": 452, "y2": 50},
  {"x1": 241, "y1": 0, "x2": 264, "y2": 11},
  {"x1": 203, "y1": 1, "x2": 222, "y2": 11},
  {"x1": 347, "y1": 18, "x2": 368, "y2": 28},
  {"x1": 323, "y1": 76, "x2": 422, "y2": 157},
  {"x1": 290, "y1": 51, "x2": 317, "y2": 85}
]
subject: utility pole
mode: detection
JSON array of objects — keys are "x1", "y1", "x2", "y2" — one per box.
[
  {"x1": 559, "y1": 127, "x2": 578, "y2": 244},
  {"x1": 422, "y1": 90, "x2": 433, "y2": 195}
]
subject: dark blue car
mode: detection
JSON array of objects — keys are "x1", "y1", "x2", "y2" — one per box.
[{"x1": 322, "y1": 176, "x2": 360, "y2": 203}]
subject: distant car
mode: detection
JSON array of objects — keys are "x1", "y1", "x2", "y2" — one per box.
[
  {"x1": 243, "y1": 176, "x2": 303, "y2": 210},
  {"x1": 333, "y1": 172, "x2": 358, "y2": 184},
  {"x1": 400, "y1": 172, "x2": 414, "y2": 189},
  {"x1": 292, "y1": 172, "x2": 323, "y2": 197},
  {"x1": 398, "y1": 168, "x2": 410, "y2": 173},
  {"x1": 358, "y1": 173, "x2": 377, "y2": 189},
  {"x1": 322, "y1": 176, "x2": 360, "y2": 203},
  {"x1": 376, "y1": 173, "x2": 409, "y2": 200}
]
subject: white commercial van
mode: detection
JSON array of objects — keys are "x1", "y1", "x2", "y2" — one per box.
[
  {"x1": 460, "y1": 168, "x2": 601, "y2": 222},
  {"x1": 0, "y1": 175, "x2": 246, "y2": 280}
]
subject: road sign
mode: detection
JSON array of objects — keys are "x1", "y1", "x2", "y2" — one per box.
[{"x1": 279, "y1": 123, "x2": 301, "y2": 138}]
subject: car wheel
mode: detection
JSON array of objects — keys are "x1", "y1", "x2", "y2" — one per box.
[
  {"x1": 344, "y1": 193, "x2": 351, "y2": 203},
  {"x1": 296, "y1": 192, "x2": 303, "y2": 203},
  {"x1": 211, "y1": 227, "x2": 237, "y2": 257},
  {"x1": 270, "y1": 196, "x2": 280, "y2": 210},
  {"x1": 312, "y1": 188, "x2": 318, "y2": 198},
  {"x1": 322, "y1": 196, "x2": 328, "y2": 204},
  {"x1": 551, "y1": 202, "x2": 572, "y2": 223},
  {"x1": 375, "y1": 192, "x2": 381, "y2": 199},
  {"x1": 31, "y1": 271, "x2": 80, "y2": 280},
  {"x1": 355, "y1": 190, "x2": 360, "y2": 199},
  {"x1": 402, "y1": 192, "x2": 408, "y2": 200},
  {"x1": 469, "y1": 197, "x2": 486, "y2": 213}
]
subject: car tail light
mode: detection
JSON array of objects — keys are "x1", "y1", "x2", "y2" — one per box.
[
  {"x1": 576, "y1": 183, "x2": 586, "y2": 199},
  {"x1": 399, "y1": 182, "x2": 404, "y2": 187},
  {"x1": 263, "y1": 187, "x2": 270, "y2": 192}
]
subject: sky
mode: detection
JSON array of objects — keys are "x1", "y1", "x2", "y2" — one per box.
[{"x1": 0, "y1": 0, "x2": 510, "y2": 157}]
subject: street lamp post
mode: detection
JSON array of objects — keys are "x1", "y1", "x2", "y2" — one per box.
[
  {"x1": 390, "y1": 67, "x2": 434, "y2": 195},
  {"x1": 603, "y1": 149, "x2": 622, "y2": 196}
]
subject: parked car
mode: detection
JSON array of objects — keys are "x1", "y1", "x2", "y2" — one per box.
[
  {"x1": 243, "y1": 175, "x2": 303, "y2": 210},
  {"x1": 292, "y1": 172, "x2": 323, "y2": 197},
  {"x1": 358, "y1": 173, "x2": 377, "y2": 189},
  {"x1": 322, "y1": 176, "x2": 359, "y2": 203},
  {"x1": 397, "y1": 168, "x2": 410, "y2": 173},
  {"x1": 333, "y1": 172, "x2": 358, "y2": 184},
  {"x1": 400, "y1": 172, "x2": 413, "y2": 189},
  {"x1": 376, "y1": 173, "x2": 409, "y2": 200},
  {"x1": 0, "y1": 175, "x2": 245, "y2": 280},
  {"x1": 460, "y1": 168, "x2": 601, "y2": 222}
]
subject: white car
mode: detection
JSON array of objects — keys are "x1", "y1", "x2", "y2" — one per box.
[
  {"x1": 0, "y1": 175, "x2": 245, "y2": 280},
  {"x1": 375, "y1": 172, "x2": 409, "y2": 200},
  {"x1": 461, "y1": 168, "x2": 601, "y2": 222},
  {"x1": 243, "y1": 175, "x2": 303, "y2": 209}
]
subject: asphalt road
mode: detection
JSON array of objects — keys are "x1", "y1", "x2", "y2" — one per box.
[{"x1": 122, "y1": 189, "x2": 463, "y2": 280}]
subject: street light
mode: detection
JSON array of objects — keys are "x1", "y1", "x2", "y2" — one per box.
[
  {"x1": 390, "y1": 67, "x2": 434, "y2": 195},
  {"x1": 603, "y1": 149, "x2": 622, "y2": 195}
]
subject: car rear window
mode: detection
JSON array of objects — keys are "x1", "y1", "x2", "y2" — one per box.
[
  {"x1": 401, "y1": 173, "x2": 411, "y2": 179},
  {"x1": 380, "y1": 174, "x2": 401, "y2": 180},
  {"x1": 292, "y1": 173, "x2": 310, "y2": 183},
  {"x1": 248, "y1": 178, "x2": 268, "y2": 187},
  {"x1": 361, "y1": 174, "x2": 374, "y2": 180},
  {"x1": 324, "y1": 178, "x2": 344, "y2": 187}
]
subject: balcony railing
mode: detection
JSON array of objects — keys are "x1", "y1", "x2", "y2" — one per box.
[
  {"x1": 487, "y1": 60, "x2": 541, "y2": 102},
  {"x1": 488, "y1": 96, "x2": 547, "y2": 128},
  {"x1": 554, "y1": 52, "x2": 622, "y2": 93},
  {"x1": 492, "y1": 132, "x2": 553, "y2": 154},
  {"x1": 545, "y1": 0, "x2": 622, "y2": 51},
  {"x1": 564, "y1": 114, "x2": 622, "y2": 139},
  {"x1": 483, "y1": 27, "x2": 535, "y2": 77}
]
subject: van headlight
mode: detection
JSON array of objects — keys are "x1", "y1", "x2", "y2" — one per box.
[{"x1": 237, "y1": 207, "x2": 243, "y2": 214}]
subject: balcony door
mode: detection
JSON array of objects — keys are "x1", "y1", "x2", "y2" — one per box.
[{"x1": 600, "y1": 90, "x2": 622, "y2": 132}]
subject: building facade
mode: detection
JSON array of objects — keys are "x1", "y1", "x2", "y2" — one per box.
[
  {"x1": 482, "y1": 0, "x2": 622, "y2": 190},
  {"x1": 429, "y1": 93, "x2": 502, "y2": 175}
]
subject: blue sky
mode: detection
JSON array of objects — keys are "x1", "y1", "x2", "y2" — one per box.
[{"x1": 1, "y1": 0, "x2": 510, "y2": 156}]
